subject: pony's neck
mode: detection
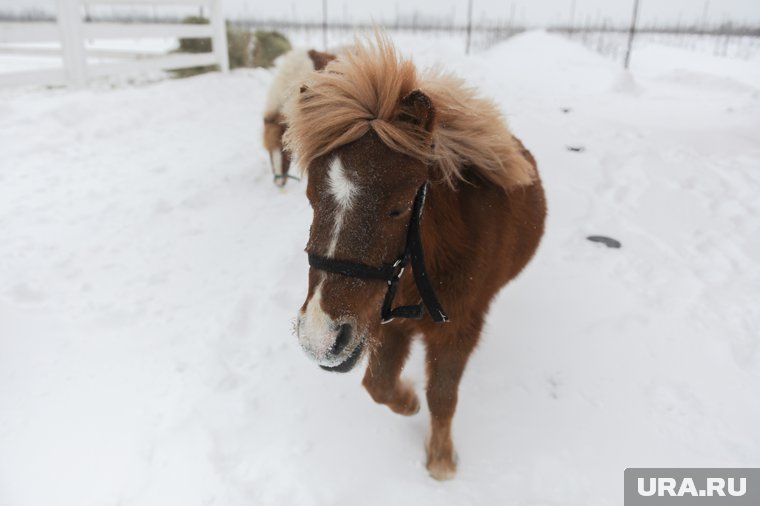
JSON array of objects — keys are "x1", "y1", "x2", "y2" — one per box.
[{"x1": 420, "y1": 181, "x2": 469, "y2": 279}]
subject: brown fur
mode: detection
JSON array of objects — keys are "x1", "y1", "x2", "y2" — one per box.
[
  {"x1": 291, "y1": 34, "x2": 546, "y2": 480},
  {"x1": 263, "y1": 111, "x2": 287, "y2": 154},
  {"x1": 307, "y1": 49, "x2": 337, "y2": 70},
  {"x1": 263, "y1": 111, "x2": 290, "y2": 182}
]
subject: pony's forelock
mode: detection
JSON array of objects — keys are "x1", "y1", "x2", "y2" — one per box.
[{"x1": 283, "y1": 33, "x2": 536, "y2": 190}]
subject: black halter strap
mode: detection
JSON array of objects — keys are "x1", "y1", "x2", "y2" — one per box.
[{"x1": 307, "y1": 182, "x2": 449, "y2": 324}]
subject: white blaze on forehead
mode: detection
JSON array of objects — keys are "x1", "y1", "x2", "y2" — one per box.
[
  {"x1": 326, "y1": 156, "x2": 359, "y2": 256},
  {"x1": 297, "y1": 156, "x2": 361, "y2": 367},
  {"x1": 328, "y1": 156, "x2": 357, "y2": 210}
]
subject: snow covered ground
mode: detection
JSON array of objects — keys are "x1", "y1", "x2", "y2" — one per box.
[
  {"x1": 0, "y1": 38, "x2": 180, "y2": 74},
  {"x1": 1, "y1": 31, "x2": 759, "y2": 506}
]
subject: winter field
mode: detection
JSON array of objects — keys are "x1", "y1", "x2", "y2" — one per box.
[{"x1": 1, "y1": 30, "x2": 759, "y2": 505}]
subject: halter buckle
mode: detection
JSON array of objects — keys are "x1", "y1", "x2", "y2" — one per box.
[{"x1": 388, "y1": 258, "x2": 405, "y2": 285}]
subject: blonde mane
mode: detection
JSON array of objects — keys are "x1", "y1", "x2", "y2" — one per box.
[
  {"x1": 264, "y1": 48, "x2": 315, "y2": 118},
  {"x1": 283, "y1": 34, "x2": 536, "y2": 190}
]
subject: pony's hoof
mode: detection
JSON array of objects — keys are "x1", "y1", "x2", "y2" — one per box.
[
  {"x1": 389, "y1": 379, "x2": 420, "y2": 416},
  {"x1": 426, "y1": 456, "x2": 457, "y2": 481},
  {"x1": 391, "y1": 394, "x2": 420, "y2": 416},
  {"x1": 426, "y1": 438, "x2": 458, "y2": 480},
  {"x1": 363, "y1": 377, "x2": 420, "y2": 416}
]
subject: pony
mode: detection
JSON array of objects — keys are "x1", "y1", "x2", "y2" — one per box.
[
  {"x1": 262, "y1": 48, "x2": 335, "y2": 187},
  {"x1": 284, "y1": 34, "x2": 546, "y2": 480}
]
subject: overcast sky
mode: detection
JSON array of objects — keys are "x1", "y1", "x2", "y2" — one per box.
[{"x1": 3, "y1": 0, "x2": 760, "y2": 26}]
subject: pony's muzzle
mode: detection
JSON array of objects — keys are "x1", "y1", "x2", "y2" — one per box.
[
  {"x1": 330, "y1": 323, "x2": 352, "y2": 355},
  {"x1": 320, "y1": 334, "x2": 364, "y2": 373},
  {"x1": 296, "y1": 299, "x2": 364, "y2": 372}
]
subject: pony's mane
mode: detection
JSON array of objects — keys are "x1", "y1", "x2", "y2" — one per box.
[
  {"x1": 283, "y1": 34, "x2": 536, "y2": 190},
  {"x1": 264, "y1": 48, "x2": 315, "y2": 117}
]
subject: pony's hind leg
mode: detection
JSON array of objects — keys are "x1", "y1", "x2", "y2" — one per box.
[
  {"x1": 362, "y1": 325, "x2": 419, "y2": 416},
  {"x1": 424, "y1": 323, "x2": 480, "y2": 481}
]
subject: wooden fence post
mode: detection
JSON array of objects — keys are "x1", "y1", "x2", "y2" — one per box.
[
  {"x1": 57, "y1": 0, "x2": 87, "y2": 86},
  {"x1": 210, "y1": 0, "x2": 229, "y2": 72}
]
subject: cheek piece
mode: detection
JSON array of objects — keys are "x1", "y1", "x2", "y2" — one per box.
[{"x1": 307, "y1": 182, "x2": 449, "y2": 324}]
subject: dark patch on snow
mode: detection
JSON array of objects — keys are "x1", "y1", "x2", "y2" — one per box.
[
  {"x1": 566, "y1": 145, "x2": 585, "y2": 152},
  {"x1": 587, "y1": 236, "x2": 621, "y2": 249}
]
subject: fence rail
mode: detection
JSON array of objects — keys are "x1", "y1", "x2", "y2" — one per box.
[
  {"x1": 0, "y1": 0, "x2": 228, "y2": 88},
  {"x1": 82, "y1": 0, "x2": 211, "y2": 4}
]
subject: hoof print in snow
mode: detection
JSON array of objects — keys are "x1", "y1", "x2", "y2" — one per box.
[
  {"x1": 566, "y1": 145, "x2": 585, "y2": 152},
  {"x1": 561, "y1": 107, "x2": 572, "y2": 113},
  {"x1": 587, "y1": 235, "x2": 621, "y2": 249}
]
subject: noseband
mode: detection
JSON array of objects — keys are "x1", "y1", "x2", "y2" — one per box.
[{"x1": 308, "y1": 183, "x2": 449, "y2": 324}]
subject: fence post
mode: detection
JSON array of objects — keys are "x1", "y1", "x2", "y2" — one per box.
[
  {"x1": 57, "y1": 0, "x2": 86, "y2": 87},
  {"x1": 623, "y1": 0, "x2": 641, "y2": 69},
  {"x1": 465, "y1": 0, "x2": 473, "y2": 55},
  {"x1": 210, "y1": 0, "x2": 229, "y2": 72},
  {"x1": 568, "y1": 0, "x2": 576, "y2": 38},
  {"x1": 322, "y1": 0, "x2": 328, "y2": 51}
]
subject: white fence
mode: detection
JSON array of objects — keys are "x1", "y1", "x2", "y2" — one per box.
[{"x1": 0, "y1": 0, "x2": 229, "y2": 88}]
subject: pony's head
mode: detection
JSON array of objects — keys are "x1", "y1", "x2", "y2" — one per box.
[
  {"x1": 285, "y1": 36, "x2": 437, "y2": 371},
  {"x1": 262, "y1": 112, "x2": 292, "y2": 187},
  {"x1": 285, "y1": 34, "x2": 535, "y2": 371}
]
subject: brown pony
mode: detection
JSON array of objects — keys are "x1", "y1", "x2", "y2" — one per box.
[
  {"x1": 285, "y1": 34, "x2": 546, "y2": 480},
  {"x1": 263, "y1": 48, "x2": 336, "y2": 187}
]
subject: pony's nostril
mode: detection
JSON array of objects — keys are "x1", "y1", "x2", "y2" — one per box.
[{"x1": 331, "y1": 323, "x2": 352, "y2": 356}]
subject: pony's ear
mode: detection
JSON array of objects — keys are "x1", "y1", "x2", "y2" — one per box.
[
  {"x1": 307, "y1": 49, "x2": 336, "y2": 71},
  {"x1": 398, "y1": 90, "x2": 435, "y2": 132}
]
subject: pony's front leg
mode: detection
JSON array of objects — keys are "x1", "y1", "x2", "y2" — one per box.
[
  {"x1": 424, "y1": 326, "x2": 480, "y2": 481},
  {"x1": 362, "y1": 325, "x2": 419, "y2": 416}
]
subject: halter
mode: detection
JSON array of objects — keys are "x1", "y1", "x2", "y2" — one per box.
[{"x1": 308, "y1": 183, "x2": 449, "y2": 324}]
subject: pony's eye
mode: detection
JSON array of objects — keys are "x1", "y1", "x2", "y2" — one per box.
[{"x1": 389, "y1": 209, "x2": 404, "y2": 218}]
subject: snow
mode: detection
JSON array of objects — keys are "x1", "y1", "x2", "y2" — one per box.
[
  {"x1": 0, "y1": 38, "x2": 179, "y2": 74},
  {"x1": 1, "y1": 31, "x2": 759, "y2": 506}
]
